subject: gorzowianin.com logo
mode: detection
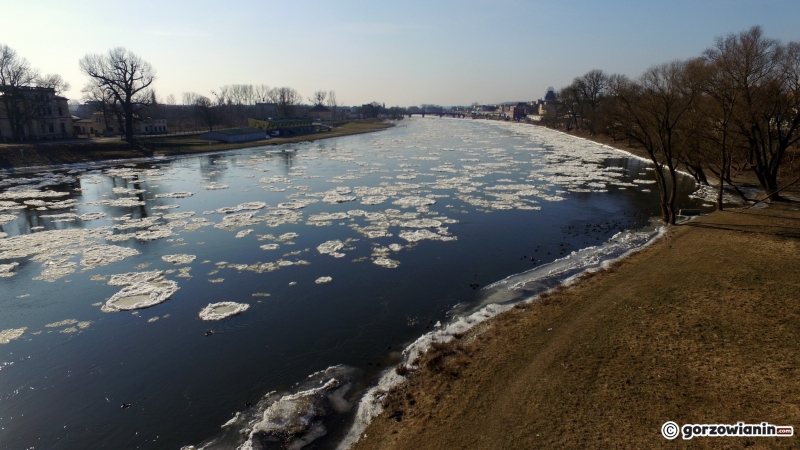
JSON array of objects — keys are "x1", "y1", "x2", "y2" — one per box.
[{"x1": 662, "y1": 421, "x2": 794, "y2": 440}]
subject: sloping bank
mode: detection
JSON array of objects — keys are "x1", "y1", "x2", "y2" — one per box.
[
  {"x1": 0, "y1": 121, "x2": 392, "y2": 172},
  {"x1": 349, "y1": 203, "x2": 800, "y2": 449}
]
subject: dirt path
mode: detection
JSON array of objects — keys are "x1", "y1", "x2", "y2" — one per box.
[{"x1": 353, "y1": 203, "x2": 800, "y2": 449}]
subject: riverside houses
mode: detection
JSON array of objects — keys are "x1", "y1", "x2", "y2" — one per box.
[
  {"x1": 307, "y1": 103, "x2": 333, "y2": 120},
  {"x1": 0, "y1": 86, "x2": 72, "y2": 141}
]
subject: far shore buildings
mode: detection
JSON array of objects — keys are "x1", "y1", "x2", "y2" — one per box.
[
  {"x1": 473, "y1": 88, "x2": 558, "y2": 121},
  {"x1": 139, "y1": 117, "x2": 167, "y2": 134},
  {"x1": 307, "y1": 104, "x2": 333, "y2": 120},
  {"x1": 0, "y1": 86, "x2": 73, "y2": 141},
  {"x1": 71, "y1": 107, "x2": 168, "y2": 137}
]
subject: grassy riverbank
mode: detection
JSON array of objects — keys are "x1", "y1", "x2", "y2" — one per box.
[
  {"x1": 354, "y1": 202, "x2": 800, "y2": 450},
  {"x1": 352, "y1": 123, "x2": 800, "y2": 449},
  {"x1": 0, "y1": 121, "x2": 392, "y2": 171}
]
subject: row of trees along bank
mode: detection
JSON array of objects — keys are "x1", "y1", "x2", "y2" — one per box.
[
  {"x1": 1, "y1": 45, "x2": 352, "y2": 143},
  {"x1": 549, "y1": 26, "x2": 800, "y2": 223}
]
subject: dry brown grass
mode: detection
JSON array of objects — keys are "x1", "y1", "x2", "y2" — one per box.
[{"x1": 353, "y1": 203, "x2": 800, "y2": 450}]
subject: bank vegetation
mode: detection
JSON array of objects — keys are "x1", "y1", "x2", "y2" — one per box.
[{"x1": 545, "y1": 26, "x2": 800, "y2": 223}]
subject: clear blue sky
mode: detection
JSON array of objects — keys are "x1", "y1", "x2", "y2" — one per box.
[{"x1": 3, "y1": 0, "x2": 799, "y2": 107}]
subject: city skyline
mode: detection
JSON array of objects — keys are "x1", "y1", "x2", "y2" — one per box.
[{"x1": 3, "y1": 0, "x2": 800, "y2": 106}]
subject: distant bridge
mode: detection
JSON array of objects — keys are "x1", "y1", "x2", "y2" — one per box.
[{"x1": 407, "y1": 111, "x2": 469, "y2": 118}]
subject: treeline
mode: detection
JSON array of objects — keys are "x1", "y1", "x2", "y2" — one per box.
[
  {"x1": 548, "y1": 26, "x2": 800, "y2": 223},
  {"x1": 1, "y1": 44, "x2": 353, "y2": 141},
  {"x1": 171, "y1": 86, "x2": 340, "y2": 132}
]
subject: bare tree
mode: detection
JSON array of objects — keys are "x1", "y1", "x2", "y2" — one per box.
[
  {"x1": 254, "y1": 84, "x2": 271, "y2": 104},
  {"x1": 613, "y1": 60, "x2": 701, "y2": 224},
  {"x1": 556, "y1": 84, "x2": 583, "y2": 130},
  {"x1": 705, "y1": 26, "x2": 800, "y2": 201},
  {"x1": 218, "y1": 84, "x2": 255, "y2": 106},
  {"x1": 182, "y1": 92, "x2": 200, "y2": 106},
  {"x1": 195, "y1": 95, "x2": 220, "y2": 131},
  {"x1": 81, "y1": 79, "x2": 121, "y2": 135},
  {"x1": 270, "y1": 87, "x2": 301, "y2": 117},
  {"x1": 326, "y1": 90, "x2": 338, "y2": 119},
  {"x1": 79, "y1": 47, "x2": 156, "y2": 142},
  {"x1": 308, "y1": 90, "x2": 326, "y2": 106},
  {"x1": 178, "y1": 92, "x2": 203, "y2": 131},
  {"x1": 690, "y1": 57, "x2": 747, "y2": 208},
  {"x1": 575, "y1": 69, "x2": 609, "y2": 134},
  {"x1": 0, "y1": 44, "x2": 70, "y2": 141}
]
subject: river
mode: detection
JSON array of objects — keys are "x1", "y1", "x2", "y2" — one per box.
[{"x1": 0, "y1": 118, "x2": 709, "y2": 449}]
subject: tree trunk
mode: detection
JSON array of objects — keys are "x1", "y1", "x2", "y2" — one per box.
[{"x1": 124, "y1": 101, "x2": 134, "y2": 142}]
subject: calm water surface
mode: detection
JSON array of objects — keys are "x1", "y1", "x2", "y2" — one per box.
[{"x1": 0, "y1": 118, "x2": 709, "y2": 449}]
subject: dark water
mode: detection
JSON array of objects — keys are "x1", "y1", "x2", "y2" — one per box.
[{"x1": 0, "y1": 118, "x2": 710, "y2": 449}]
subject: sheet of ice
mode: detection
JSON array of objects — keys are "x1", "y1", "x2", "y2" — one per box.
[
  {"x1": 398, "y1": 229, "x2": 456, "y2": 243},
  {"x1": 0, "y1": 327, "x2": 27, "y2": 344},
  {"x1": 0, "y1": 214, "x2": 17, "y2": 225},
  {"x1": 82, "y1": 197, "x2": 146, "y2": 207},
  {"x1": 101, "y1": 279, "x2": 179, "y2": 312},
  {"x1": 0, "y1": 262, "x2": 19, "y2": 277},
  {"x1": 0, "y1": 201, "x2": 26, "y2": 211},
  {"x1": 162, "y1": 211, "x2": 195, "y2": 220},
  {"x1": 277, "y1": 199, "x2": 317, "y2": 210},
  {"x1": 79, "y1": 212, "x2": 107, "y2": 221},
  {"x1": 33, "y1": 258, "x2": 77, "y2": 282},
  {"x1": 689, "y1": 184, "x2": 758, "y2": 205},
  {"x1": 214, "y1": 212, "x2": 260, "y2": 230},
  {"x1": 317, "y1": 240, "x2": 344, "y2": 255},
  {"x1": 198, "y1": 302, "x2": 250, "y2": 321},
  {"x1": 399, "y1": 218, "x2": 442, "y2": 228},
  {"x1": 392, "y1": 196, "x2": 436, "y2": 208},
  {"x1": 112, "y1": 187, "x2": 146, "y2": 195},
  {"x1": 235, "y1": 229, "x2": 254, "y2": 238},
  {"x1": 135, "y1": 228, "x2": 174, "y2": 241},
  {"x1": 81, "y1": 245, "x2": 140, "y2": 268},
  {"x1": 322, "y1": 191, "x2": 357, "y2": 204},
  {"x1": 45, "y1": 319, "x2": 78, "y2": 328},
  {"x1": 191, "y1": 366, "x2": 357, "y2": 450},
  {"x1": 0, "y1": 189, "x2": 69, "y2": 200},
  {"x1": 372, "y1": 257, "x2": 399, "y2": 268},
  {"x1": 154, "y1": 192, "x2": 194, "y2": 198},
  {"x1": 315, "y1": 276, "x2": 332, "y2": 284},
  {"x1": 108, "y1": 270, "x2": 164, "y2": 286},
  {"x1": 162, "y1": 254, "x2": 196, "y2": 265}
]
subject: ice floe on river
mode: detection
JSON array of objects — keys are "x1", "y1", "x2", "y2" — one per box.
[
  {"x1": 162, "y1": 254, "x2": 196, "y2": 265},
  {"x1": 0, "y1": 327, "x2": 27, "y2": 344},
  {"x1": 101, "y1": 272, "x2": 180, "y2": 312},
  {"x1": 198, "y1": 302, "x2": 250, "y2": 321}
]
